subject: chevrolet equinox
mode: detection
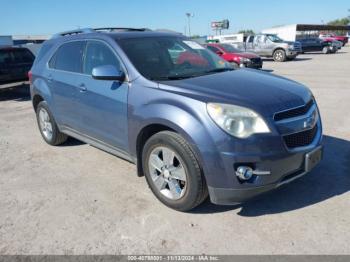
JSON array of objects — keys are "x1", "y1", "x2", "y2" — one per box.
[{"x1": 30, "y1": 28, "x2": 323, "y2": 211}]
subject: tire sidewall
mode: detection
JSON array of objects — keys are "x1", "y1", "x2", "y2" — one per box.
[
  {"x1": 273, "y1": 49, "x2": 286, "y2": 62},
  {"x1": 322, "y1": 46, "x2": 329, "y2": 54},
  {"x1": 36, "y1": 101, "x2": 59, "y2": 145},
  {"x1": 142, "y1": 132, "x2": 202, "y2": 211}
]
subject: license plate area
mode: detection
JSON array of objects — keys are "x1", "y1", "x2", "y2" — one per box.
[{"x1": 305, "y1": 146, "x2": 323, "y2": 172}]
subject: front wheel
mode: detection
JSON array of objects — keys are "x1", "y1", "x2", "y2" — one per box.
[
  {"x1": 142, "y1": 131, "x2": 208, "y2": 211},
  {"x1": 273, "y1": 49, "x2": 286, "y2": 62},
  {"x1": 322, "y1": 46, "x2": 330, "y2": 54}
]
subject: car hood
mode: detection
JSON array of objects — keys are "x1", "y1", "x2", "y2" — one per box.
[{"x1": 159, "y1": 69, "x2": 312, "y2": 118}]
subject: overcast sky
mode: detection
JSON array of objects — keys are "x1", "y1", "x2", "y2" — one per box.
[{"x1": 1, "y1": 0, "x2": 349, "y2": 36}]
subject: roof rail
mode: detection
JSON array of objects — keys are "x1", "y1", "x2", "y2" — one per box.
[
  {"x1": 94, "y1": 27, "x2": 151, "y2": 32},
  {"x1": 51, "y1": 27, "x2": 152, "y2": 39},
  {"x1": 51, "y1": 28, "x2": 94, "y2": 39}
]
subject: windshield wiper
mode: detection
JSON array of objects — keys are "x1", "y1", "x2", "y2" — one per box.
[
  {"x1": 152, "y1": 74, "x2": 202, "y2": 81},
  {"x1": 205, "y1": 68, "x2": 234, "y2": 74}
]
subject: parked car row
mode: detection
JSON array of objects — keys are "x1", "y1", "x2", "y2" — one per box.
[{"x1": 206, "y1": 32, "x2": 348, "y2": 65}]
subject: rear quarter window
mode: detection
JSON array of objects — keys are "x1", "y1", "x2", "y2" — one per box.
[
  {"x1": 0, "y1": 50, "x2": 12, "y2": 65},
  {"x1": 50, "y1": 41, "x2": 85, "y2": 73},
  {"x1": 33, "y1": 42, "x2": 53, "y2": 65},
  {"x1": 11, "y1": 49, "x2": 35, "y2": 63}
]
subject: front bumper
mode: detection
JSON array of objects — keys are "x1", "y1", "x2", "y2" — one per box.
[
  {"x1": 200, "y1": 102, "x2": 323, "y2": 206},
  {"x1": 242, "y1": 60, "x2": 263, "y2": 69},
  {"x1": 286, "y1": 50, "x2": 299, "y2": 57},
  {"x1": 208, "y1": 146, "x2": 323, "y2": 205}
]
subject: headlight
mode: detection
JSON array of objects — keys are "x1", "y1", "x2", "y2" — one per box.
[
  {"x1": 207, "y1": 103, "x2": 270, "y2": 138},
  {"x1": 288, "y1": 45, "x2": 295, "y2": 50}
]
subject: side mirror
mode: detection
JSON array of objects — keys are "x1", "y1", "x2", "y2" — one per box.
[{"x1": 92, "y1": 65, "x2": 125, "y2": 81}]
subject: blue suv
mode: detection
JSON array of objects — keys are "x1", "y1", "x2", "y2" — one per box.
[{"x1": 30, "y1": 28, "x2": 323, "y2": 211}]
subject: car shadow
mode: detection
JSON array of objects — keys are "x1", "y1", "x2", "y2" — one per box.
[
  {"x1": 0, "y1": 85, "x2": 31, "y2": 102},
  {"x1": 260, "y1": 69, "x2": 274, "y2": 73},
  {"x1": 191, "y1": 135, "x2": 350, "y2": 216},
  {"x1": 59, "y1": 137, "x2": 86, "y2": 147},
  {"x1": 262, "y1": 57, "x2": 312, "y2": 62}
]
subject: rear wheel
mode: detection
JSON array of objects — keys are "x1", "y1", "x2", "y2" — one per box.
[
  {"x1": 273, "y1": 49, "x2": 286, "y2": 62},
  {"x1": 142, "y1": 131, "x2": 208, "y2": 211},
  {"x1": 36, "y1": 101, "x2": 68, "y2": 145}
]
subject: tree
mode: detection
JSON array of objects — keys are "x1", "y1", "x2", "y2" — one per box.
[
  {"x1": 238, "y1": 29, "x2": 255, "y2": 35},
  {"x1": 327, "y1": 17, "x2": 350, "y2": 26}
]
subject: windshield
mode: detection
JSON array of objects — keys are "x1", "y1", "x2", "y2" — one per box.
[
  {"x1": 220, "y1": 44, "x2": 242, "y2": 53},
  {"x1": 267, "y1": 34, "x2": 284, "y2": 43},
  {"x1": 117, "y1": 36, "x2": 233, "y2": 81}
]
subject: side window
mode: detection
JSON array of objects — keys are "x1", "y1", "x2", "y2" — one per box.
[
  {"x1": 248, "y1": 36, "x2": 254, "y2": 43},
  {"x1": 0, "y1": 50, "x2": 12, "y2": 65},
  {"x1": 34, "y1": 43, "x2": 53, "y2": 65},
  {"x1": 12, "y1": 49, "x2": 34, "y2": 63},
  {"x1": 53, "y1": 41, "x2": 85, "y2": 73},
  {"x1": 83, "y1": 41, "x2": 121, "y2": 75}
]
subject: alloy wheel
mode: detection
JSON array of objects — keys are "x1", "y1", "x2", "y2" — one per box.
[{"x1": 148, "y1": 146, "x2": 187, "y2": 200}]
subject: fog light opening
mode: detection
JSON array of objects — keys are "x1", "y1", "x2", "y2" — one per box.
[{"x1": 236, "y1": 166, "x2": 254, "y2": 181}]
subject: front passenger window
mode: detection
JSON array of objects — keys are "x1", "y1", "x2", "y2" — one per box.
[{"x1": 83, "y1": 41, "x2": 121, "y2": 75}]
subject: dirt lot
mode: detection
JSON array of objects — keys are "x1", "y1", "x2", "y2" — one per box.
[{"x1": 0, "y1": 47, "x2": 349, "y2": 255}]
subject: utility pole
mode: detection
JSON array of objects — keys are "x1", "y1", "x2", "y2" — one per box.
[{"x1": 186, "y1": 13, "x2": 194, "y2": 37}]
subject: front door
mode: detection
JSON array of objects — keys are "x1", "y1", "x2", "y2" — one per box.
[{"x1": 77, "y1": 40, "x2": 129, "y2": 152}]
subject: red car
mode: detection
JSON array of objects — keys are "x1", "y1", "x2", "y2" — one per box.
[
  {"x1": 206, "y1": 43, "x2": 263, "y2": 69},
  {"x1": 319, "y1": 33, "x2": 348, "y2": 46}
]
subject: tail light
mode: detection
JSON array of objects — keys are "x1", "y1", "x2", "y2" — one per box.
[{"x1": 28, "y1": 71, "x2": 33, "y2": 84}]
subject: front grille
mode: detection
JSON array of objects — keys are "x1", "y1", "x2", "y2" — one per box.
[
  {"x1": 274, "y1": 100, "x2": 314, "y2": 121},
  {"x1": 250, "y1": 58, "x2": 262, "y2": 64},
  {"x1": 283, "y1": 125, "x2": 318, "y2": 148}
]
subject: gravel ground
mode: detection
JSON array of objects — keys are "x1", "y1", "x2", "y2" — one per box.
[{"x1": 0, "y1": 47, "x2": 349, "y2": 255}]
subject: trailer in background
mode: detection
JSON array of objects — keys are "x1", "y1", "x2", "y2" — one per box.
[{"x1": 262, "y1": 24, "x2": 350, "y2": 42}]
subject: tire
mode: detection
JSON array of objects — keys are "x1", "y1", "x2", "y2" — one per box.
[
  {"x1": 322, "y1": 46, "x2": 330, "y2": 54},
  {"x1": 36, "y1": 101, "x2": 68, "y2": 146},
  {"x1": 273, "y1": 49, "x2": 286, "y2": 62},
  {"x1": 142, "y1": 131, "x2": 208, "y2": 211}
]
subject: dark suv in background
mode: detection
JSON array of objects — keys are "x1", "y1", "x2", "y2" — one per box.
[
  {"x1": 30, "y1": 28, "x2": 323, "y2": 211},
  {"x1": 0, "y1": 47, "x2": 34, "y2": 89},
  {"x1": 298, "y1": 38, "x2": 336, "y2": 54}
]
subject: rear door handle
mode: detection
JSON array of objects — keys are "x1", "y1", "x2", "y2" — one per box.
[
  {"x1": 78, "y1": 83, "x2": 87, "y2": 92},
  {"x1": 47, "y1": 75, "x2": 53, "y2": 82}
]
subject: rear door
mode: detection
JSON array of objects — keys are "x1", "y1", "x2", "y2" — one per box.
[
  {"x1": 48, "y1": 41, "x2": 86, "y2": 131},
  {"x1": 77, "y1": 40, "x2": 129, "y2": 151},
  {"x1": 257, "y1": 35, "x2": 272, "y2": 56},
  {"x1": 245, "y1": 36, "x2": 254, "y2": 51}
]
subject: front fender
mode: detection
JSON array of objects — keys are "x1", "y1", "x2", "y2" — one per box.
[{"x1": 128, "y1": 86, "x2": 226, "y2": 186}]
